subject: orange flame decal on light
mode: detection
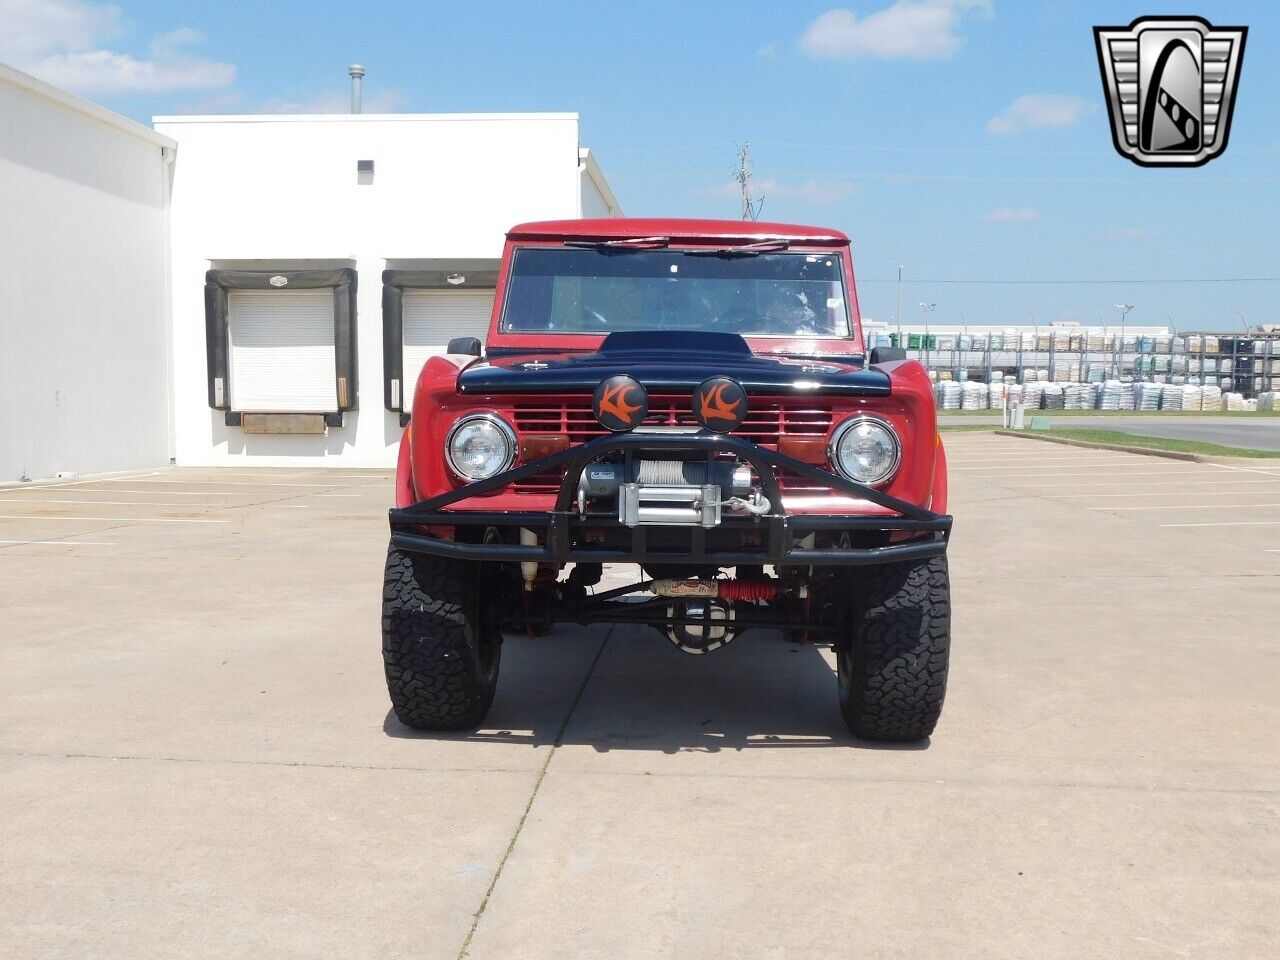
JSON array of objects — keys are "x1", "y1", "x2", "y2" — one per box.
[
  {"x1": 699, "y1": 383, "x2": 742, "y2": 424},
  {"x1": 599, "y1": 382, "x2": 641, "y2": 423}
]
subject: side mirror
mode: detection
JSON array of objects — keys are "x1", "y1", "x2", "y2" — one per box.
[
  {"x1": 447, "y1": 337, "x2": 483, "y2": 357},
  {"x1": 870, "y1": 346, "x2": 907, "y2": 364}
]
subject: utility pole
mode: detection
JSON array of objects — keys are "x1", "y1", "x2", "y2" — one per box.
[
  {"x1": 896, "y1": 266, "x2": 904, "y2": 347},
  {"x1": 734, "y1": 143, "x2": 763, "y2": 221}
]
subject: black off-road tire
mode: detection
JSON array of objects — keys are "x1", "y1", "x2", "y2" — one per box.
[
  {"x1": 382, "y1": 543, "x2": 501, "y2": 730},
  {"x1": 836, "y1": 555, "x2": 950, "y2": 742}
]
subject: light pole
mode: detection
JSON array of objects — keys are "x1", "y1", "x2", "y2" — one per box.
[
  {"x1": 918, "y1": 301, "x2": 936, "y2": 371},
  {"x1": 1114, "y1": 303, "x2": 1134, "y2": 380}
]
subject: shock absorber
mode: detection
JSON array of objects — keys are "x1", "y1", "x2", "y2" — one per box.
[{"x1": 651, "y1": 579, "x2": 781, "y2": 602}]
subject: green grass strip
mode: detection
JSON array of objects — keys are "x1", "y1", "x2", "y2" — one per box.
[{"x1": 1044, "y1": 428, "x2": 1280, "y2": 459}]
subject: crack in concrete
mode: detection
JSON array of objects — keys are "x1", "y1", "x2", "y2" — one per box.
[{"x1": 457, "y1": 627, "x2": 612, "y2": 960}]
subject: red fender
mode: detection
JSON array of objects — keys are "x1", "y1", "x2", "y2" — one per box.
[
  {"x1": 394, "y1": 424, "x2": 416, "y2": 508},
  {"x1": 931, "y1": 435, "x2": 948, "y2": 514}
]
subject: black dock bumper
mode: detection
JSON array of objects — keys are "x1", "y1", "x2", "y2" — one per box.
[{"x1": 388, "y1": 431, "x2": 951, "y2": 567}]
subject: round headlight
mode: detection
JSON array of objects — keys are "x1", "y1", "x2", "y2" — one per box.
[
  {"x1": 830, "y1": 416, "x2": 901, "y2": 485},
  {"x1": 446, "y1": 415, "x2": 516, "y2": 482}
]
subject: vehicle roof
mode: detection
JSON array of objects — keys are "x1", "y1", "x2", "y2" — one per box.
[{"x1": 508, "y1": 217, "x2": 849, "y2": 245}]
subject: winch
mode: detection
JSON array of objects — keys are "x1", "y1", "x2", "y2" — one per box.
[{"x1": 576, "y1": 458, "x2": 769, "y2": 527}]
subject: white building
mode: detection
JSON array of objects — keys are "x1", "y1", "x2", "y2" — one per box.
[
  {"x1": 1, "y1": 58, "x2": 621, "y2": 483},
  {"x1": 0, "y1": 64, "x2": 175, "y2": 483},
  {"x1": 155, "y1": 112, "x2": 622, "y2": 468}
]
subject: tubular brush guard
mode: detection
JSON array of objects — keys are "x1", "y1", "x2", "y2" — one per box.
[{"x1": 388, "y1": 431, "x2": 951, "y2": 567}]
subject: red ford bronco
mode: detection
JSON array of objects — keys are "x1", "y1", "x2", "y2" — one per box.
[{"x1": 384, "y1": 219, "x2": 952, "y2": 742}]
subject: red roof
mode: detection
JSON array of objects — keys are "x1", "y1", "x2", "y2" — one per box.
[{"x1": 508, "y1": 217, "x2": 848, "y2": 245}]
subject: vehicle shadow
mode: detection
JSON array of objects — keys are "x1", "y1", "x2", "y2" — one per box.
[{"x1": 383, "y1": 627, "x2": 929, "y2": 752}]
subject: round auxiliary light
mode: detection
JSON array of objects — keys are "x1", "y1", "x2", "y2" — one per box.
[
  {"x1": 830, "y1": 415, "x2": 901, "y2": 485},
  {"x1": 692, "y1": 377, "x2": 748, "y2": 432},
  {"x1": 593, "y1": 375, "x2": 649, "y2": 432},
  {"x1": 445, "y1": 414, "x2": 517, "y2": 482}
]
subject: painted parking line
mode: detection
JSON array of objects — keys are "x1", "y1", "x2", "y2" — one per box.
[
  {"x1": 1089, "y1": 502, "x2": 1280, "y2": 511},
  {"x1": 1051, "y1": 484, "x2": 1280, "y2": 497},
  {"x1": 0, "y1": 498, "x2": 223, "y2": 508},
  {"x1": 1, "y1": 488, "x2": 301, "y2": 498},
  {"x1": 0, "y1": 515, "x2": 229, "y2": 524},
  {"x1": 1207, "y1": 463, "x2": 1280, "y2": 477},
  {"x1": 964, "y1": 469, "x2": 1215, "y2": 480},
  {"x1": 948, "y1": 455, "x2": 1148, "y2": 464},
  {"x1": 952, "y1": 461, "x2": 1152, "y2": 472},
  {"x1": 1015, "y1": 477, "x2": 1280, "y2": 489},
  {"x1": 1160, "y1": 519, "x2": 1280, "y2": 528},
  {"x1": 0, "y1": 539, "x2": 117, "y2": 546},
  {"x1": 99, "y1": 478, "x2": 369, "y2": 488}
]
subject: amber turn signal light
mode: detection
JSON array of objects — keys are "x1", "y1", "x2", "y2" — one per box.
[
  {"x1": 519, "y1": 434, "x2": 570, "y2": 462},
  {"x1": 778, "y1": 436, "x2": 828, "y2": 464}
]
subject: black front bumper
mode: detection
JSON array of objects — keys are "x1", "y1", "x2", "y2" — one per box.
[{"x1": 388, "y1": 431, "x2": 951, "y2": 567}]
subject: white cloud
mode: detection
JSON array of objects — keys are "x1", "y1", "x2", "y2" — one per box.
[
  {"x1": 986, "y1": 94, "x2": 1086, "y2": 134},
  {"x1": 259, "y1": 88, "x2": 410, "y2": 114},
  {"x1": 984, "y1": 207, "x2": 1040, "y2": 222},
  {"x1": 799, "y1": 1, "x2": 992, "y2": 61},
  {"x1": 757, "y1": 178, "x2": 858, "y2": 204},
  {"x1": 0, "y1": 0, "x2": 234, "y2": 95},
  {"x1": 1109, "y1": 227, "x2": 1144, "y2": 240}
]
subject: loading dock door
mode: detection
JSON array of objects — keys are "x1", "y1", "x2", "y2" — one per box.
[
  {"x1": 402, "y1": 289, "x2": 494, "y2": 387},
  {"x1": 227, "y1": 289, "x2": 338, "y2": 413}
]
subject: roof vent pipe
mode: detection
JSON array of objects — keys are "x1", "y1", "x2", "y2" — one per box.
[{"x1": 348, "y1": 64, "x2": 365, "y2": 113}]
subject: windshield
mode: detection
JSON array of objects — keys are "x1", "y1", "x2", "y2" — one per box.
[{"x1": 500, "y1": 247, "x2": 852, "y2": 338}]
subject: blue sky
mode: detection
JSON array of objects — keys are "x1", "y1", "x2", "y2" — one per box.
[{"x1": 5, "y1": 0, "x2": 1277, "y2": 330}]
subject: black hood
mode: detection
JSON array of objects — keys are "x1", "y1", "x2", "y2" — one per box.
[{"x1": 458, "y1": 331, "x2": 890, "y2": 397}]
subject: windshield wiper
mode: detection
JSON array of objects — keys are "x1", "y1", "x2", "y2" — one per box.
[
  {"x1": 685, "y1": 238, "x2": 792, "y2": 257},
  {"x1": 564, "y1": 236, "x2": 670, "y2": 251}
]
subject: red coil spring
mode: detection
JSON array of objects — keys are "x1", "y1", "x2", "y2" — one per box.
[{"x1": 717, "y1": 580, "x2": 779, "y2": 602}]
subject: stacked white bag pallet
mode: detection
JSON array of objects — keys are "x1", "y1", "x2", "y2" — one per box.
[
  {"x1": 939, "y1": 381, "x2": 963, "y2": 411},
  {"x1": 1021, "y1": 382, "x2": 1045, "y2": 409},
  {"x1": 1136, "y1": 382, "x2": 1162, "y2": 410},
  {"x1": 1258, "y1": 392, "x2": 1278, "y2": 412},
  {"x1": 1063, "y1": 383, "x2": 1086, "y2": 410},
  {"x1": 1042, "y1": 383, "x2": 1066, "y2": 410},
  {"x1": 1201, "y1": 384, "x2": 1222, "y2": 410},
  {"x1": 1161, "y1": 383, "x2": 1184, "y2": 411},
  {"x1": 961, "y1": 381, "x2": 987, "y2": 410},
  {"x1": 1181, "y1": 384, "x2": 1203, "y2": 411},
  {"x1": 1223, "y1": 391, "x2": 1248, "y2": 411},
  {"x1": 988, "y1": 380, "x2": 1008, "y2": 409},
  {"x1": 1099, "y1": 380, "x2": 1132, "y2": 410}
]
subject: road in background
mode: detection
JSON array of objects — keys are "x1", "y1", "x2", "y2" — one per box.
[{"x1": 940, "y1": 414, "x2": 1280, "y2": 450}]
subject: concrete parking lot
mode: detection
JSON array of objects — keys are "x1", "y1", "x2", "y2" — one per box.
[{"x1": 2, "y1": 436, "x2": 1277, "y2": 959}]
